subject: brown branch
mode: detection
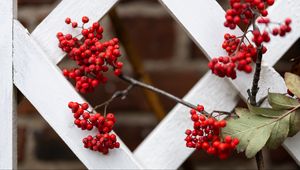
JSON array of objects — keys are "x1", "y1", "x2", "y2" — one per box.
[
  {"x1": 247, "y1": 14, "x2": 265, "y2": 170},
  {"x1": 118, "y1": 74, "x2": 210, "y2": 116}
]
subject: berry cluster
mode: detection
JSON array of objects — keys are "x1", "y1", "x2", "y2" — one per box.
[
  {"x1": 57, "y1": 16, "x2": 123, "y2": 94},
  {"x1": 208, "y1": 34, "x2": 258, "y2": 79},
  {"x1": 83, "y1": 134, "x2": 120, "y2": 155},
  {"x1": 68, "y1": 101, "x2": 120, "y2": 154},
  {"x1": 224, "y1": 0, "x2": 275, "y2": 29},
  {"x1": 185, "y1": 105, "x2": 239, "y2": 159},
  {"x1": 209, "y1": 0, "x2": 292, "y2": 80},
  {"x1": 257, "y1": 17, "x2": 292, "y2": 37}
]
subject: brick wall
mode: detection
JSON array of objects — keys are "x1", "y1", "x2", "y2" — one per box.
[{"x1": 17, "y1": 0, "x2": 300, "y2": 169}]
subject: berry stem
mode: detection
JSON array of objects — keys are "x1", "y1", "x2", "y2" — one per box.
[
  {"x1": 231, "y1": 23, "x2": 251, "y2": 56},
  {"x1": 93, "y1": 84, "x2": 135, "y2": 115},
  {"x1": 118, "y1": 74, "x2": 210, "y2": 116}
]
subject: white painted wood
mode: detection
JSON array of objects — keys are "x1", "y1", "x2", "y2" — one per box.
[
  {"x1": 13, "y1": 21, "x2": 142, "y2": 169},
  {"x1": 0, "y1": 0, "x2": 16, "y2": 169},
  {"x1": 31, "y1": 0, "x2": 118, "y2": 64},
  {"x1": 133, "y1": 0, "x2": 300, "y2": 169}
]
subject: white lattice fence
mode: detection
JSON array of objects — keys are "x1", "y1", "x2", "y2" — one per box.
[{"x1": 0, "y1": 0, "x2": 299, "y2": 169}]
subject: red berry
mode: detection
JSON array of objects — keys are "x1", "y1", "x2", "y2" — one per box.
[
  {"x1": 224, "y1": 136, "x2": 232, "y2": 143},
  {"x1": 285, "y1": 18, "x2": 292, "y2": 25},
  {"x1": 65, "y1": 17, "x2": 71, "y2": 24},
  {"x1": 82, "y1": 16, "x2": 89, "y2": 23},
  {"x1": 72, "y1": 22, "x2": 78, "y2": 28},
  {"x1": 197, "y1": 105, "x2": 204, "y2": 112},
  {"x1": 219, "y1": 120, "x2": 227, "y2": 127}
]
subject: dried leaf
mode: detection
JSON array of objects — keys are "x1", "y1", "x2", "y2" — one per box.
[{"x1": 285, "y1": 72, "x2": 300, "y2": 98}]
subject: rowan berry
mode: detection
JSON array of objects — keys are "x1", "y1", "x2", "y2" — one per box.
[
  {"x1": 68, "y1": 101, "x2": 120, "y2": 154},
  {"x1": 185, "y1": 105, "x2": 239, "y2": 159},
  {"x1": 58, "y1": 16, "x2": 124, "y2": 94},
  {"x1": 82, "y1": 16, "x2": 89, "y2": 23}
]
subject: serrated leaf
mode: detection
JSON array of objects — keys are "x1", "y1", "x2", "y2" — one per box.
[
  {"x1": 247, "y1": 103, "x2": 287, "y2": 118},
  {"x1": 285, "y1": 72, "x2": 300, "y2": 98},
  {"x1": 289, "y1": 109, "x2": 300, "y2": 137},
  {"x1": 245, "y1": 123, "x2": 274, "y2": 158},
  {"x1": 268, "y1": 92, "x2": 299, "y2": 110},
  {"x1": 222, "y1": 109, "x2": 275, "y2": 157},
  {"x1": 266, "y1": 115, "x2": 290, "y2": 149}
]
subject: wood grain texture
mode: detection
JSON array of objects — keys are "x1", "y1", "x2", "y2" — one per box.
[
  {"x1": 31, "y1": 0, "x2": 118, "y2": 64},
  {"x1": 13, "y1": 21, "x2": 142, "y2": 169},
  {"x1": 133, "y1": 0, "x2": 299, "y2": 168},
  {"x1": 0, "y1": 0, "x2": 16, "y2": 169}
]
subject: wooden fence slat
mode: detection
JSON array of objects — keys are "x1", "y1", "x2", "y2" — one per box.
[
  {"x1": 0, "y1": 0, "x2": 16, "y2": 169},
  {"x1": 31, "y1": 0, "x2": 118, "y2": 64},
  {"x1": 133, "y1": 0, "x2": 299, "y2": 168},
  {"x1": 13, "y1": 21, "x2": 142, "y2": 169}
]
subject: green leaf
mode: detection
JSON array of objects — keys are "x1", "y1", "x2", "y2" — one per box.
[
  {"x1": 268, "y1": 92, "x2": 299, "y2": 110},
  {"x1": 245, "y1": 123, "x2": 274, "y2": 158},
  {"x1": 222, "y1": 109, "x2": 275, "y2": 157},
  {"x1": 289, "y1": 109, "x2": 300, "y2": 137},
  {"x1": 247, "y1": 103, "x2": 287, "y2": 118},
  {"x1": 285, "y1": 72, "x2": 300, "y2": 98},
  {"x1": 266, "y1": 115, "x2": 290, "y2": 149}
]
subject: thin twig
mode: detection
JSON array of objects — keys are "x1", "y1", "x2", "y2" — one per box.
[
  {"x1": 118, "y1": 74, "x2": 210, "y2": 116},
  {"x1": 93, "y1": 84, "x2": 134, "y2": 115}
]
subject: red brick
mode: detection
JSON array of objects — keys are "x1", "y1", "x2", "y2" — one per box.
[
  {"x1": 120, "y1": 16, "x2": 175, "y2": 60},
  {"x1": 18, "y1": 98, "x2": 37, "y2": 115},
  {"x1": 190, "y1": 41, "x2": 207, "y2": 60},
  {"x1": 18, "y1": 126, "x2": 26, "y2": 163},
  {"x1": 34, "y1": 127, "x2": 80, "y2": 160}
]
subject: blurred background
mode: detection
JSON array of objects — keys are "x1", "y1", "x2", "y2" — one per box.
[{"x1": 17, "y1": 0, "x2": 300, "y2": 169}]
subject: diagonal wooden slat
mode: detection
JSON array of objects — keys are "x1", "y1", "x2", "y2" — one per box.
[
  {"x1": 0, "y1": 0, "x2": 17, "y2": 169},
  {"x1": 32, "y1": 0, "x2": 118, "y2": 64},
  {"x1": 13, "y1": 21, "x2": 142, "y2": 169},
  {"x1": 133, "y1": 0, "x2": 300, "y2": 169}
]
